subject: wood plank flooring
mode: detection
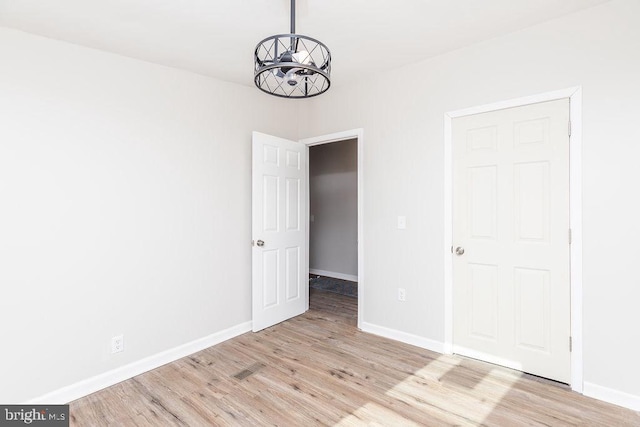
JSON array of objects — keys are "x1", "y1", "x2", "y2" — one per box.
[{"x1": 70, "y1": 289, "x2": 639, "y2": 426}]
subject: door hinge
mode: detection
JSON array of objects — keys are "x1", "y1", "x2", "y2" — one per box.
[
  {"x1": 568, "y1": 120, "x2": 572, "y2": 137},
  {"x1": 568, "y1": 228, "x2": 572, "y2": 244},
  {"x1": 569, "y1": 336, "x2": 573, "y2": 352}
]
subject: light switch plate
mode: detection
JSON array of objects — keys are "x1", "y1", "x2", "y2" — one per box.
[{"x1": 397, "y1": 216, "x2": 406, "y2": 229}]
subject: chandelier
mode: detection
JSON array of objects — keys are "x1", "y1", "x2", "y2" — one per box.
[{"x1": 254, "y1": 0, "x2": 331, "y2": 98}]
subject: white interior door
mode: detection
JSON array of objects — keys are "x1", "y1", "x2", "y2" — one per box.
[
  {"x1": 452, "y1": 99, "x2": 571, "y2": 383},
  {"x1": 252, "y1": 131, "x2": 308, "y2": 332}
]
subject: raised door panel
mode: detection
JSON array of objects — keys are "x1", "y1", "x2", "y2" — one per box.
[
  {"x1": 514, "y1": 162, "x2": 550, "y2": 243},
  {"x1": 286, "y1": 247, "x2": 300, "y2": 301},
  {"x1": 263, "y1": 144, "x2": 280, "y2": 166},
  {"x1": 467, "y1": 125, "x2": 497, "y2": 151},
  {"x1": 286, "y1": 178, "x2": 300, "y2": 231},
  {"x1": 286, "y1": 149, "x2": 300, "y2": 169},
  {"x1": 514, "y1": 267, "x2": 550, "y2": 353},
  {"x1": 468, "y1": 166, "x2": 497, "y2": 240},
  {"x1": 468, "y1": 263, "x2": 499, "y2": 342},
  {"x1": 263, "y1": 175, "x2": 279, "y2": 232},
  {"x1": 262, "y1": 249, "x2": 279, "y2": 308},
  {"x1": 514, "y1": 118, "x2": 549, "y2": 148}
]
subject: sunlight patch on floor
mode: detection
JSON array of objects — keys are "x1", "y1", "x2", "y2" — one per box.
[
  {"x1": 382, "y1": 354, "x2": 522, "y2": 425},
  {"x1": 335, "y1": 401, "x2": 420, "y2": 427}
]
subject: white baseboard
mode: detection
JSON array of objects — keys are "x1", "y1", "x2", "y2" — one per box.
[
  {"x1": 361, "y1": 322, "x2": 444, "y2": 354},
  {"x1": 27, "y1": 321, "x2": 252, "y2": 404},
  {"x1": 583, "y1": 381, "x2": 640, "y2": 411},
  {"x1": 310, "y1": 268, "x2": 358, "y2": 282}
]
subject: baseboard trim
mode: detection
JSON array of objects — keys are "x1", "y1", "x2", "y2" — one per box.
[
  {"x1": 310, "y1": 268, "x2": 358, "y2": 282},
  {"x1": 27, "y1": 321, "x2": 253, "y2": 404},
  {"x1": 361, "y1": 322, "x2": 444, "y2": 354},
  {"x1": 583, "y1": 381, "x2": 640, "y2": 411}
]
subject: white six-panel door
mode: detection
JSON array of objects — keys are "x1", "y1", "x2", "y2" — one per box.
[
  {"x1": 452, "y1": 99, "x2": 571, "y2": 383},
  {"x1": 252, "y1": 132, "x2": 308, "y2": 332}
]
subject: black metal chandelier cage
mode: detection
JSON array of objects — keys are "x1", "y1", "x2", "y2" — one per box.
[{"x1": 254, "y1": 0, "x2": 331, "y2": 98}]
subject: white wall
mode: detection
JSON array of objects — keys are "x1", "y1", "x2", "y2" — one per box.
[
  {"x1": 300, "y1": 0, "x2": 640, "y2": 407},
  {"x1": 309, "y1": 139, "x2": 358, "y2": 278},
  {"x1": 0, "y1": 27, "x2": 297, "y2": 403}
]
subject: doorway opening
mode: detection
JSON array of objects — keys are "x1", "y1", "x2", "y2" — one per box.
[
  {"x1": 308, "y1": 139, "x2": 358, "y2": 324},
  {"x1": 301, "y1": 129, "x2": 364, "y2": 328}
]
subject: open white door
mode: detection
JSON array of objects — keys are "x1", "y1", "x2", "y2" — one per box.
[{"x1": 252, "y1": 131, "x2": 308, "y2": 332}]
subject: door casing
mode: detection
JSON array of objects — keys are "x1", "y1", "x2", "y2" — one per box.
[
  {"x1": 443, "y1": 87, "x2": 583, "y2": 392},
  {"x1": 300, "y1": 129, "x2": 364, "y2": 329}
]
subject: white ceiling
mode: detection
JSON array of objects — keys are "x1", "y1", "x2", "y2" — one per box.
[{"x1": 0, "y1": 0, "x2": 609, "y2": 88}]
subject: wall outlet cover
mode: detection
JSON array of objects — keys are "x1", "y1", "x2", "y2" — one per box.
[{"x1": 111, "y1": 335, "x2": 124, "y2": 354}]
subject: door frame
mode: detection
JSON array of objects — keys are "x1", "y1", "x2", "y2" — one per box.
[
  {"x1": 443, "y1": 87, "x2": 583, "y2": 392},
  {"x1": 300, "y1": 129, "x2": 364, "y2": 329}
]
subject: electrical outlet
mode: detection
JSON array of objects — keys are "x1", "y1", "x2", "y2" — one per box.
[
  {"x1": 111, "y1": 335, "x2": 124, "y2": 354},
  {"x1": 398, "y1": 288, "x2": 406, "y2": 302},
  {"x1": 397, "y1": 216, "x2": 406, "y2": 229}
]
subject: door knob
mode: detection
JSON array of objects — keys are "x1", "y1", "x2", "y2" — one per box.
[
  {"x1": 256, "y1": 240, "x2": 265, "y2": 247},
  {"x1": 455, "y1": 246, "x2": 465, "y2": 255}
]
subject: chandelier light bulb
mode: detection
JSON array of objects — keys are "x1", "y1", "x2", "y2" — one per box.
[{"x1": 285, "y1": 69, "x2": 299, "y2": 86}]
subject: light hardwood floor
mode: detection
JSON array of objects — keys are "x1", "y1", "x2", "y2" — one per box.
[{"x1": 70, "y1": 289, "x2": 639, "y2": 426}]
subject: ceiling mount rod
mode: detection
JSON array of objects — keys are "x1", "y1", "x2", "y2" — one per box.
[{"x1": 290, "y1": 0, "x2": 295, "y2": 34}]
